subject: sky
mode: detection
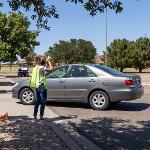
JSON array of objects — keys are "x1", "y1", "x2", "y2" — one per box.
[{"x1": 1, "y1": 0, "x2": 150, "y2": 55}]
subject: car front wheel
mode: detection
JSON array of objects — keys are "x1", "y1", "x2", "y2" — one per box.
[
  {"x1": 19, "y1": 88, "x2": 35, "y2": 105},
  {"x1": 89, "y1": 91, "x2": 110, "y2": 110}
]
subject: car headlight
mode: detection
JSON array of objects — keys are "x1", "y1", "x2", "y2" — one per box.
[{"x1": 14, "y1": 82, "x2": 19, "y2": 87}]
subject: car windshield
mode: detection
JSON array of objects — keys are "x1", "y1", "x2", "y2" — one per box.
[{"x1": 93, "y1": 64, "x2": 125, "y2": 76}]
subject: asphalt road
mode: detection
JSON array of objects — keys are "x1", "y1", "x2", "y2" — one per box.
[{"x1": 9, "y1": 74, "x2": 150, "y2": 150}]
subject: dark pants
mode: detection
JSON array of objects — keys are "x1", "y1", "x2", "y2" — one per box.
[{"x1": 34, "y1": 84, "x2": 47, "y2": 117}]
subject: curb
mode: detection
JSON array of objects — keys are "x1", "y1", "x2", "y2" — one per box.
[
  {"x1": 47, "y1": 120, "x2": 82, "y2": 150},
  {"x1": 45, "y1": 107, "x2": 102, "y2": 150}
]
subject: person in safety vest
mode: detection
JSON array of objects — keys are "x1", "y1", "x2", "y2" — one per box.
[{"x1": 29, "y1": 55, "x2": 53, "y2": 120}]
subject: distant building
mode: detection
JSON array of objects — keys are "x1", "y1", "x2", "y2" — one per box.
[{"x1": 95, "y1": 55, "x2": 104, "y2": 64}]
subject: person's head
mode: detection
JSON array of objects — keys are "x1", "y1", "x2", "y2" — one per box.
[
  {"x1": 40, "y1": 56, "x2": 46, "y2": 66},
  {"x1": 33, "y1": 55, "x2": 41, "y2": 66}
]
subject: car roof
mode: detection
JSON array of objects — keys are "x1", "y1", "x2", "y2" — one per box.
[{"x1": 61, "y1": 63, "x2": 96, "y2": 66}]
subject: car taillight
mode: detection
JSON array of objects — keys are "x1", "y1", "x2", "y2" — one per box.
[{"x1": 125, "y1": 80, "x2": 134, "y2": 86}]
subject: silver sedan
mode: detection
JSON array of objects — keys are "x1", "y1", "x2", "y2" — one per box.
[{"x1": 12, "y1": 64, "x2": 144, "y2": 110}]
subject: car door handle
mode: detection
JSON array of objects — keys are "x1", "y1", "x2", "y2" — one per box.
[{"x1": 89, "y1": 79, "x2": 96, "y2": 82}]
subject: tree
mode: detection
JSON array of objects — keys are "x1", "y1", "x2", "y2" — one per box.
[
  {"x1": 107, "y1": 39, "x2": 130, "y2": 72},
  {"x1": 45, "y1": 39, "x2": 97, "y2": 65},
  {"x1": 25, "y1": 52, "x2": 37, "y2": 66},
  {"x1": 0, "y1": 0, "x2": 123, "y2": 30},
  {"x1": 0, "y1": 12, "x2": 39, "y2": 70},
  {"x1": 130, "y1": 37, "x2": 150, "y2": 72}
]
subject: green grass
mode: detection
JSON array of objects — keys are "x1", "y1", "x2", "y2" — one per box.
[
  {"x1": 0, "y1": 65, "x2": 32, "y2": 76},
  {"x1": 0, "y1": 65, "x2": 33, "y2": 71},
  {"x1": 0, "y1": 72, "x2": 17, "y2": 75},
  {"x1": 124, "y1": 68, "x2": 150, "y2": 73}
]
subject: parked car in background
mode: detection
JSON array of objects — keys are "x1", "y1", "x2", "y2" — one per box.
[
  {"x1": 17, "y1": 65, "x2": 29, "y2": 77},
  {"x1": 12, "y1": 64, "x2": 144, "y2": 110}
]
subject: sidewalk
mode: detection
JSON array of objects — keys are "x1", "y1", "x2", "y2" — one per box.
[
  {"x1": 0, "y1": 77, "x2": 101, "y2": 150},
  {"x1": 0, "y1": 77, "x2": 80, "y2": 150}
]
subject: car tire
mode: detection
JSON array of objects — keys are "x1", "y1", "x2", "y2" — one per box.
[
  {"x1": 89, "y1": 91, "x2": 110, "y2": 110},
  {"x1": 19, "y1": 88, "x2": 35, "y2": 105}
]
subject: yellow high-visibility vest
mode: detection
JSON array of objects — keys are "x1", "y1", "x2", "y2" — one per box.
[{"x1": 29, "y1": 65, "x2": 47, "y2": 89}]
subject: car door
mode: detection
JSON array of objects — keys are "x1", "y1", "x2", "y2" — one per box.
[
  {"x1": 65, "y1": 65, "x2": 98, "y2": 99},
  {"x1": 46, "y1": 65, "x2": 69, "y2": 99}
]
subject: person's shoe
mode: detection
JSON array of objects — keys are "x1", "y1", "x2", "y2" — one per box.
[
  {"x1": 40, "y1": 115, "x2": 44, "y2": 120},
  {"x1": 33, "y1": 116, "x2": 37, "y2": 120}
]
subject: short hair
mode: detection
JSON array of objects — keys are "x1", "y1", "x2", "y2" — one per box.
[
  {"x1": 34, "y1": 55, "x2": 42, "y2": 65},
  {"x1": 40, "y1": 56, "x2": 46, "y2": 66}
]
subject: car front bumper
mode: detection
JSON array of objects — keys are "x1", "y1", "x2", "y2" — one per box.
[
  {"x1": 12, "y1": 87, "x2": 19, "y2": 99},
  {"x1": 109, "y1": 86, "x2": 144, "y2": 102}
]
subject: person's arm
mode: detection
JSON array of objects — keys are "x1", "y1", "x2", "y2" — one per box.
[{"x1": 45, "y1": 55, "x2": 53, "y2": 71}]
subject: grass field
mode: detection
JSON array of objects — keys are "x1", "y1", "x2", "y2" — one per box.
[
  {"x1": 124, "y1": 68, "x2": 150, "y2": 73},
  {"x1": 0, "y1": 65, "x2": 32, "y2": 72},
  {"x1": 0, "y1": 65, "x2": 32, "y2": 76}
]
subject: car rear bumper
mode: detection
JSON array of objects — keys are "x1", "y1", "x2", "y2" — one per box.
[{"x1": 109, "y1": 86, "x2": 144, "y2": 102}]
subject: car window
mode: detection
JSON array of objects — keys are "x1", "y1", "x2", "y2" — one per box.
[
  {"x1": 69, "y1": 65, "x2": 96, "y2": 77},
  {"x1": 87, "y1": 68, "x2": 97, "y2": 77},
  {"x1": 93, "y1": 64, "x2": 125, "y2": 76},
  {"x1": 46, "y1": 66, "x2": 68, "y2": 78}
]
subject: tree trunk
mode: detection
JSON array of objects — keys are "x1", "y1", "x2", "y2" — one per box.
[
  {"x1": 10, "y1": 61, "x2": 12, "y2": 71},
  {"x1": 0, "y1": 61, "x2": 1, "y2": 70},
  {"x1": 139, "y1": 68, "x2": 142, "y2": 73},
  {"x1": 120, "y1": 66, "x2": 123, "y2": 72}
]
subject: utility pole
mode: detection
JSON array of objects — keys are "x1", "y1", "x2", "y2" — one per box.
[{"x1": 105, "y1": 7, "x2": 108, "y2": 65}]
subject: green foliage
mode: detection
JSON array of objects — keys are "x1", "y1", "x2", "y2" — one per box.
[
  {"x1": 107, "y1": 39, "x2": 130, "y2": 71},
  {"x1": 25, "y1": 52, "x2": 37, "y2": 66},
  {"x1": 45, "y1": 39, "x2": 96, "y2": 65},
  {"x1": 0, "y1": 0, "x2": 123, "y2": 30},
  {"x1": 106, "y1": 37, "x2": 150, "y2": 72},
  {"x1": 0, "y1": 12, "x2": 39, "y2": 66},
  {"x1": 130, "y1": 37, "x2": 150, "y2": 72}
]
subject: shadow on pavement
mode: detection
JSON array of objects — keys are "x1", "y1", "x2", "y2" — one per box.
[
  {"x1": 69, "y1": 117, "x2": 150, "y2": 150},
  {"x1": 0, "y1": 80, "x2": 14, "y2": 93},
  {"x1": 0, "y1": 115, "x2": 70, "y2": 150},
  {"x1": 16, "y1": 101, "x2": 22, "y2": 104},
  {"x1": 5, "y1": 75, "x2": 17, "y2": 78},
  {"x1": 47, "y1": 101, "x2": 90, "y2": 109},
  {"x1": 0, "y1": 82, "x2": 15, "y2": 86},
  {"x1": 0, "y1": 90, "x2": 12, "y2": 94},
  {"x1": 109, "y1": 102, "x2": 150, "y2": 111},
  {"x1": 47, "y1": 101, "x2": 150, "y2": 111}
]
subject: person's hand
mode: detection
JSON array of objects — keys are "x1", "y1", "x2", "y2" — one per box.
[{"x1": 46, "y1": 55, "x2": 52, "y2": 62}]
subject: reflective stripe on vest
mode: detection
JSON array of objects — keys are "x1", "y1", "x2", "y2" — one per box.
[{"x1": 29, "y1": 65, "x2": 47, "y2": 89}]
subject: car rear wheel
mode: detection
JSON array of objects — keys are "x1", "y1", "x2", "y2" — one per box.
[
  {"x1": 19, "y1": 88, "x2": 35, "y2": 105},
  {"x1": 89, "y1": 91, "x2": 110, "y2": 110}
]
